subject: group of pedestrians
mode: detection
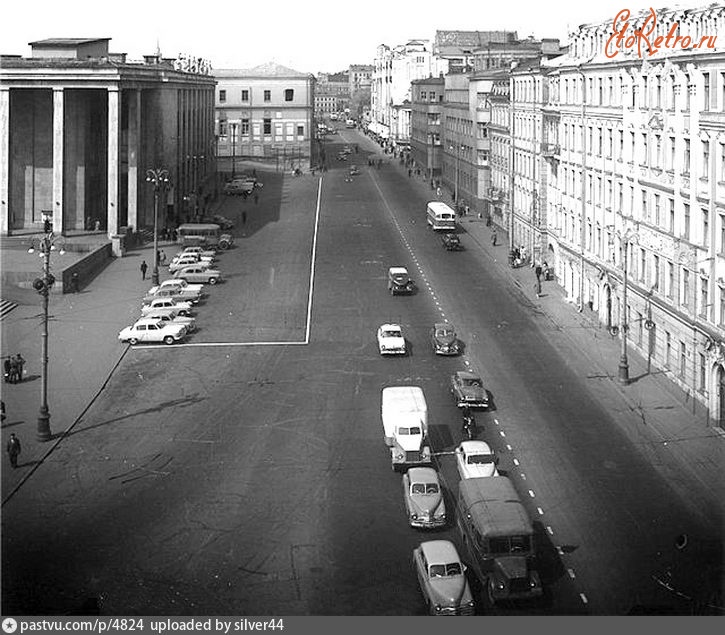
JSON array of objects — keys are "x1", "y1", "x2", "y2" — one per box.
[{"x1": 3, "y1": 353, "x2": 25, "y2": 384}]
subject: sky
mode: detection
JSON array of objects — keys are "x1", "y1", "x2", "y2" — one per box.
[{"x1": 1, "y1": 0, "x2": 694, "y2": 73}]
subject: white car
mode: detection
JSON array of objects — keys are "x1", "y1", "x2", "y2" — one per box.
[
  {"x1": 455, "y1": 440, "x2": 499, "y2": 480},
  {"x1": 143, "y1": 309, "x2": 197, "y2": 333},
  {"x1": 173, "y1": 264, "x2": 222, "y2": 285},
  {"x1": 168, "y1": 254, "x2": 213, "y2": 273},
  {"x1": 377, "y1": 323, "x2": 406, "y2": 355},
  {"x1": 413, "y1": 541, "x2": 475, "y2": 615},
  {"x1": 141, "y1": 297, "x2": 193, "y2": 317},
  {"x1": 177, "y1": 246, "x2": 216, "y2": 259},
  {"x1": 119, "y1": 318, "x2": 187, "y2": 345},
  {"x1": 402, "y1": 467, "x2": 446, "y2": 529},
  {"x1": 158, "y1": 278, "x2": 204, "y2": 295}
]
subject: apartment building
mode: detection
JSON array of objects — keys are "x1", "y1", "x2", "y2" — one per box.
[
  {"x1": 540, "y1": 4, "x2": 725, "y2": 423},
  {"x1": 215, "y1": 63, "x2": 315, "y2": 171},
  {"x1": 410, "y1": 76, "x2": 444, "y2": 178}
]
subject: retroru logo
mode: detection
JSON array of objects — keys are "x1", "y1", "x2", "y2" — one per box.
[{"x1": 605, "y1": 7, "x2": 718, "y2": 58}]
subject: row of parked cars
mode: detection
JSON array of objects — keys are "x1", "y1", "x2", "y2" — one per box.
[
  {"x1": 378, "y1": 263, "x2": 541, "y2": 615},
  {"x1": 118, "y1": 246, "x2": 225, "y2": 345}
]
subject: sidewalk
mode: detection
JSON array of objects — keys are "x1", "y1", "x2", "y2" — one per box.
[
  {"x1": 1, "y1": 240, "x2": 174, "y2": 502},
  {"x1": 371, "y1": 140, "x2": 724, "y2": 524}
]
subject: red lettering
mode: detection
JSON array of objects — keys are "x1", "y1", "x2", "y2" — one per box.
[
  {"x1": 680, "y1": 35, "x2": 692, "y2": 49},
  {"x1": 664, "y1": 22, "x2": 678, "y2": 47}
]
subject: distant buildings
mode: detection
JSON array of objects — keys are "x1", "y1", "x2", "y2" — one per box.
[
  {"x1": 0, "y1": 38, "x2": 216, "y2": 237},
  {"x1": 315, "y1": 70, "x2": 349, "y2": 114},
  {"x1": 214, "y1": 63, "x2": 315, "y2": 172}
]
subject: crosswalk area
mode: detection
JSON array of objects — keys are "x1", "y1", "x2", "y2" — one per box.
[{"x1": 0, "y1": 299, "x2": 19, "y2": 320}]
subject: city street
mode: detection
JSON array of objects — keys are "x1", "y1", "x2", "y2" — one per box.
[{"x1": 2, "y1": 129, "x2": 723, "y2": 615}]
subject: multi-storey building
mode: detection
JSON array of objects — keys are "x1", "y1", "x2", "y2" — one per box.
[
  {"x1": 0, "y1": 38, "x2": 216, "y2": 237},
  {"x1": 442, "y1": 73, "x2": 475, "y2": 208},
  {"x1": 370, "y1": 40, "x2": 448, "y2": 143},
  {"x1": 315, "y1": 70, "x2": 349, "y2": 114},
  {"x1": 434, "y1": 30, "x2": 523, "y2": 74},
  {"x1": 541, "y1": 4, "x2": 725, "y2": 423},
  {"x1": 215, "y1": 63, "x2": 315, "y2": 171},
  {"x1": 410, "y1": 76, "x2": 444, "y2": 178},
  {"x1": 488, "y1": 72, "x2": 513, "y2": 227},
  {"x1": 349, "y1": 64, "x2": 372, "y2": 117}
]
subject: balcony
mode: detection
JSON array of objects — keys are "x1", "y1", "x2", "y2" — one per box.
[{"x1": 541, "y1": 143, "x2": 560, "y2": 157}]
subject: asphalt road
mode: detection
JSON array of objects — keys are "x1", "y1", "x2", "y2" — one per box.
[{"x1": 2, "y1": 130, "x2": 722, "y2": 616}]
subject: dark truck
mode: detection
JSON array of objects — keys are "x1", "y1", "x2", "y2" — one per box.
[{"x1": 456, "y1": 477, "x2": 542, "y2": 604}]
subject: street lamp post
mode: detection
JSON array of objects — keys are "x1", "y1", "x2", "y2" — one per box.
[
  {"x1": 145, "y1": 168, "x2": 169, "y2": 286},
  {"x1": 450, "y1": 144, "x2": 464, "y2": 208},
  {"x1": 618, "y1": 229, "x2": 638, "y2": 384},
  {"x1": 28, "y1": 211, "x2": 65, "y2": 442}
]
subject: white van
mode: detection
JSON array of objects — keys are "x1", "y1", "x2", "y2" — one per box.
[{"x1": 426, "y1": 201, "x2": 456, "y2": 231}]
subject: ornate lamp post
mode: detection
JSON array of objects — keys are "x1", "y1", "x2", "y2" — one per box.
[
  {"x1": 145, "y1": 168, "x2": 169, "y2": 286},
  {"x1": 27, "y1": 211, "x2": 65, "y2": 441},
  {"x1": 618, "y1": 228, "x2": 638, "y2": 384}
]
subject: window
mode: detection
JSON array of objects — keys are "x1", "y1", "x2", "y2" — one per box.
[
  {"x1": 241, "y1": 118, "x2": 250, "y2": 135},
  {"x1": 219, "y1": 89, "x2": 226, "y2": 102},
  {"x1": 218, "y1": 119, "x2": 227, "y2": 136},
  {"x1": 669, "y1": 199, "x2": 675, "y2": 233},
  {"x1": 653, "y1": 254, "x2": 660, "y2": 289},
  {"x1": 263, "y1": 118, "x2": 271, "y2": 135},
  {"x1": 684, "y1": 203, "x2": 691, "y2": 239},
  {"x1": 640, "y1": 248, "x2": 646, "y2": 282},
  {"x1": 702, "y1": 140, "x2": 710, "y2": 173},
  {"x1": 654, "y1": 194, "x2": 661, "y2": 226},
  {"x1": 618, "y1": 130, "x2": 624, "y2": 159},
  {"x1": 682, "y1": 268, "x2": 690, "y2": 306},
  {"x1": 699, "y1": 353, "x2": 706, "y2": 391},
  {"x1": 684, "y1": 139, "x2": 691, "y2": 174},
  {"x1": 703, "y1": 72, "x2": 710, "y2": 111},
  {"x1": 637, "y1": 311, "x2": 643, "y2": 345},
  {"x1": 641, "y1": 133, "x2": 648, "y2": 164},
  {"x1": 430, "y1": 91, "x2": 436, "y2": 101},
  {"x1": 667, "y1": 261, "x2": 674, "y2": 298},
  {"x1": 264, "y1": 90, "x2": 271, "y2": 102},
  {"x1": 420, "y1": 91, "x2": 427, "y2": 100},
  {"x1": 285, "y1": 89, "x2": 294, "y2": 101},
  {"x1": 721, "y1": 214, "x2": 725, "y2": 253},
  {"x1": 665, "y1": 331, "x2": 671, "y2": 367},
  {"x1": 721, "y1": 143, "x2": 725, "y2": 181},
  {"x1": 297, "y1": 124, "x2": 304, "y2": 136},
  {"x1": 641, "y1": 190, "x2": 648, "y2": 220},
  {"x1": 702, "y1": 209, "x2": 709, "y2": 246},
  {"x1": 721, "y1": 287, "x2": 725, "y2": 325},
  {"x1": 680, "y1": 341, "x2": 687, "y2": 378},
  {"x1": 241, "y1": 89, "x2": 249, "y2": 101},
  {"x1": 701, "y1": 277, "x2": 709, "y2": 318}
]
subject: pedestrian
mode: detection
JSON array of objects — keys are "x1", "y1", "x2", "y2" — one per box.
[
  {"x1": 159, "y1": 250, "x2": 166, "y2": 265},
  {"x1": 534, "y1": 280, "x2": 542, "y2": 297},
  {"x1": 1, "y1": 400, "x2": 5, "y2": 422},
  {"x1": 491, "y1": 230, "x2": 497, "y2": 246},
  {"x1": 171, "y1": 229, "x2": 178, "y2": 242},
  {"x1": 3, "y1": 357, "x2": 11, "y2": 383},
  {"x1": 408, "y1": 168, "x2": 412, "y2": 177},
  {"x1": 436, "y1": 187, "x2": 442, "y2": 197},
  {"x1": 430, "y1": 179, "x2": 434, "y2": 190},
  {"x1": 71, "y1": 271, "x2": 80, "y2": 293},
  {"x1": 13, "y1": 354, "x2": 25, "y2": 383},
  {"x1": 254, "y1": 193, "x2": 259, "y2": 205},
  {"x1": 242, "y1": 211, "x2": 247, "y2": 225},
  {"x1": 140, "y1": 260, "x2": 148, "y2": 280},
  {"x1": 94, "y1": 219, "x2": 101, "y2": 231},
  {"x1": 535, "y1": 264, "x2": 542, "y2": 281},
  {"x1": 6, "y1": 432, "x2": 21, "y2": 468}
]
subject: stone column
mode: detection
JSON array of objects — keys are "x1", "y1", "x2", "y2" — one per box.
[
  {"x1": 127, "y1": 89, "x2": 140, "y2": 232},
  {"x1": 52, "y1": 88, "x2": 64, "y2": 233},
  {"x1": 0, "y1": 88, "x2": 9, "y2": 234},
  {"x1": 107, "y1": 87, "x2": 119, "y2": 237}
]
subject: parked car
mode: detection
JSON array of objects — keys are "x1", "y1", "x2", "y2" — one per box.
[
  {"x1": 223, "y1": 178, "x2": 255, "y2": 195},
  {"x1": 143, "y1": 308, "x2": 197, "y2": 333},
  {"x1": 141, "y1": 297, "x2": 193, "y2": 317},
  {"x1": 173, "y1": 264, "x2": 222, "y2": 285},
  {"x1": 402, "y1": 467, "x2": 446, "y2": 529},
  {"x1": 455, "y1": 440, "x2": 499, "y2": 480},
  {"x1": 413, "y1": 540, "x2": 475, "y2": 616},
  {"x1": 450, "y1": 371, "x2": 489, "y2": 408},
  {"x1": 377, "y1": 323, "x2": 406, "y2": 355},
  {"x1": 441, "y1": 233, "x2": 462, "y2": 251},
  {"x1": 158, "y1": 278, "x2": 204, "y2": 295},
  {"x1": 118, "y1": 318, "x2": 187, "y2": 346},
  {"x1": 388, "y1": 266, "x2": 415, "y2": 295},
  {"x1": 430, "y1": 323, "x2": 460, "y2": 356},
  {"x1": 349, "y1": 165, "x2": 360, "y2": 176},
  {"x1": 211, "y1": 215, "x2": 234, "y2": 230},
  {"x1": 177, "y1": 246, "x2": 217, "y2": 259},
  {"x1": 169, "y1": 254, "x2": 213, "y2": 274},
  {"x1": 142, "y1": 284, "x2": 201, "y2": 305}
]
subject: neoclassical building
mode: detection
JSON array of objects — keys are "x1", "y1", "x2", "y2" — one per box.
[
  {"x1": 0, "y1": 38, "x2": 216, "y2": 237},
  {"x1": 539, "y1": 5, "x2": 725, "y2": 423}
]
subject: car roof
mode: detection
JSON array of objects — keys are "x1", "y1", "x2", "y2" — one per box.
[
  {"x1": 379, "y1": 323, "x2": 401, "y2": 330},
  {"x1": 456, "y1": 370, "x2": 481, "y2": 380},
  {"x1": 389, "y1": 266, "x2": 408, "y2": 274},
  {"x1": 458, "y1": 440, "x2": 493, "y2": 454},
  {"x1": 419, "y1": 540, "x2": 460, "y2": 563},
  {"x1": 434, "y1": 322, "x2": 453, "y2": 330},
  {"x1": 407, "y1": 467, "x2": 439, "y2": 482}
]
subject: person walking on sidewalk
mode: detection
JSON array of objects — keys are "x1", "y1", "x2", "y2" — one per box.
[
  {"x1": 13, "y1": 354, "x2": 25, "y2": 383},
  {"x1": 1, "y1": 400, "x2": 6, "y2": 422},
  {"x1": 71, "y1": 271, "x2": 80, "y2": 293},
  {"x1": 491, "y1": 230, "x2": 497, "y2": 246},
  {"x1": 3, "y1": 357, "x2": 11, "y2": 383},
  {"x1": 534, "y1": 279, "x2": 542, "y2": 297},
  {"x1": 6, "y1": 432, "x2": 21, "y2": 468},
  {"x1": 140, "y1": 260, "x2": 148, "y2": 280}
]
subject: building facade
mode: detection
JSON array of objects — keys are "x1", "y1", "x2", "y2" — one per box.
[
  {"x1": 539, "y1": 5, "x2": 725, "y2": 424},
  {"x1": 0, "y1": 38, "x2": 216, "y2": 237},
  {"x1": 410, "y1": 76, "x2": 444, "y2": 177},
  {"x1": 215, "y1": 63, "x2": 315, "y2": 171},
  {"x1": 315, "y1": 70, "x2": 349, "y2": 114}
]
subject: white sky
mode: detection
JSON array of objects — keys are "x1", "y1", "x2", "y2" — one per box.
[{"x1": 1, "y1": 0, "x2": 688, "y2": 73}]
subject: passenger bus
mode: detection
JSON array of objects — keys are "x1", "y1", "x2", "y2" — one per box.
[
  {"x1": 176, "y1": 223, "x2": 233, "y2": 250},
  {"x1": 426, "y1": 201, "x2": 457, "y2": 231}
]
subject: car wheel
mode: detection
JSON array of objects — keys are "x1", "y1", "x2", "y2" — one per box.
[
  {"x1": 179, "y1": 278, "x2": 187, "y2": 284},
  {"x1": 178, "y1": 310, "x2": 188, "y2": 316},
  {"x1": 129, "y1": 338, "x2": 138, "y2": 346},
  {"x1": 218, "y1": 240, "x2": 229, "y2": 250},
  {"x1": 208, "y1": 277, "x2": 217, "y2": 285},
  {"x1": 163, "y1": 335, "x2": 175, "y2": 345}
]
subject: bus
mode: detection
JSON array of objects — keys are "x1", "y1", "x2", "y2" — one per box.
[
  {"x1": 176, "y1": 223, "x2": 233, "y2": 250},
  {"x1": 426, "y1": 201, "x2": 457, "y2": 231}
]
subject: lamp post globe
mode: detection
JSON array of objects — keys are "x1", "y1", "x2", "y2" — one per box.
[{"x1": 145, "y1": 168, "x2": 170, "y2": 286}]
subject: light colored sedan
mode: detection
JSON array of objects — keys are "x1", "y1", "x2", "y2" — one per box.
[
  {"x1": 173, "y1": 264, "x2": 222, "y2": 285},
  {"x1": 377, "y1": 323, "x2": 406, "y2": 355},
  {"x1": 118, "y1": 318, "x2": 186, "y2": 345},
  {"x1": 402, "y1": 467, "x2": 446, "y2": 529},
  {"x1": 168, "y1": 254, "x2": 214, "y2": 274},
  {"x1": 413, "y1": 541, "x2": 475, "y2": 615},
  {"x1": 455, "y1": 440, "x2": 499, "y2": 480},
  {"x1": 141, "y1": 297, "x2": 193, "y2": 317},
  {"x1": 143, "y1": 309, "x2": 196, "y2": 333}
]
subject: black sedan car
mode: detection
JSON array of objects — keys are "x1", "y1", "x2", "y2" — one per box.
[
  {"x1": 431, "y1": 323, "x2": 460, "y2": 356},
  {"x1": 441, "y1": 233, "x2": 462, "y2": 250}
]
